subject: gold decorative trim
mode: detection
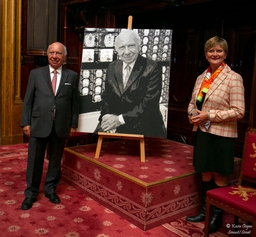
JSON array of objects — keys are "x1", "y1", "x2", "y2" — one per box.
[
  {"x1": 0, "y1": 0, "x2": 23, "y2": 144},
  {"x1": 251, "y1": 142, "x2": 256, "y2": 158},
  {"x1": 229, "y1": 186, "x2": 256, "y2": 201}
]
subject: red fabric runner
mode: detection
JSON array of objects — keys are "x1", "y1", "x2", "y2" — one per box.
[{"x1": 0, "y1": 143, "x2": 246, "y2": 236}]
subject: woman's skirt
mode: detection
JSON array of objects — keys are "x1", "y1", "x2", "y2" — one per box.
[{"x1": 193, "y1": 128, "x2": 235, "y2": 176}]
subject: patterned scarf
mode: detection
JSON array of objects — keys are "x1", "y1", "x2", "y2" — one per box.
[{"x1": 197, "y1": 62, "x2": 225, "y2": 102}]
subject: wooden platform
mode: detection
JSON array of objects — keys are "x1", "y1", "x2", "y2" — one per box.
[{"x1": 62, "y1": 138, "x2": 241, "y2": 230}]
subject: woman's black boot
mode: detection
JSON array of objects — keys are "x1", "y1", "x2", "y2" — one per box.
[
  {"x1": 203, "y1": 182, "x2": 225, "y2": 233},
  {"x1": 185, "y1": 180, "x2": 213, "y2": 222},
  {"x1": 209, "y1": 206, "x2": 223, "y2": 233}
]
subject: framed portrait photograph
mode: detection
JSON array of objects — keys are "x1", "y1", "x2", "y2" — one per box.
[{"x1": 78, "y1": 28, "x2": 172, "y2": 138}]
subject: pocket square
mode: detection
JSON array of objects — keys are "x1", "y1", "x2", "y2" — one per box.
[{"x1": 65, "y1": 83, "x2": 71, "y2": 85}]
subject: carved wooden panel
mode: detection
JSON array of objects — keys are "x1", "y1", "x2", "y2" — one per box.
[
  {"x1": 27, "y1": 0, "x2": 59, "y2": 55},
  {"x1": 19, "y1": 0, "x2": 256, "y2": 155}
]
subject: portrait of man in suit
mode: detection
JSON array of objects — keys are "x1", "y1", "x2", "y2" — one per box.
[{"x1": 96, "y1": 29, "x2": 166, "y2": 137}]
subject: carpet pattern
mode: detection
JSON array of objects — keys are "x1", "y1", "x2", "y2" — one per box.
[
  {"x1": 62, "y1": 138, "x2": 241, "y2": 230},
  {"x1": 0, "y1": 143, "x2": 247, "y2": 236},
  {"x1": 68, "y1": 138, "x2": 195, "y2": 182},
  {"x1": 62, "y1": 138, "x2": 203, "y2": 230}
]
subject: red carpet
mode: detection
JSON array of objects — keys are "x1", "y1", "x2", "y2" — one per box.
[
  {"x1": 68, "y1": 138, "x2": 196, "y2": 182},
  {"x1": 62, "y1": 138, "x2": 241, "y2": 230},
  {"x1": 0, "y1": 143, "x2": 247, "y2": 236},
  {"x1": 62, "y1": 138, "x2": 203, "y2": 229}
]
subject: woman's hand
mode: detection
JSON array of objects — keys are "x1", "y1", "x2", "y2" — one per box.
[{"x1": 189, "y1": 110, "x2": 209, "y2": 125}]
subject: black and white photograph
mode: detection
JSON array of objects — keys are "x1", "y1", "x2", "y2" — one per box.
[{"x1": 78, "y1": 28, "x2": 172, "y2": 138}]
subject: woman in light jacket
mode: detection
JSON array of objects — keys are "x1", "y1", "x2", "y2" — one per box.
[{"x1": 186, "y1": 36, "x2": 245, "y2": 233}]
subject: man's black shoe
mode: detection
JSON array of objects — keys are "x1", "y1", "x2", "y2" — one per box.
[
  {"x1": 21, "y1": 197, "x2": 36, "y2": 210},
  {"x1": 45, "y1": 192, "x2": 60, "y2": 204}
]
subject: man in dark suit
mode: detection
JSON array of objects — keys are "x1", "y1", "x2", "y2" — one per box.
[
  {"x1": 20, "y1": 42, "x2": 79, "y2": 210},
  {"x1": 97, "y1": 29, "x2": 166, "y2": 137}
]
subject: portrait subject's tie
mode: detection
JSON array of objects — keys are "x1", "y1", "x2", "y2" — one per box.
[
  {"x1": 123, "y1": 65, "x2": 131, "y2": 88},
  {"x1": 52, "y1": 70, "x2": 57, "y2": 95}
]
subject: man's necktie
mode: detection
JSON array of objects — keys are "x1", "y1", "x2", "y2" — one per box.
[
  {"x1": 52, "y1": 70, "x2": 57, "y2": 95},
  {"x1": 123, "y1": 65, "x2": 131, "y2": 88}
]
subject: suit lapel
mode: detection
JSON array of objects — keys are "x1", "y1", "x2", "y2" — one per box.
[
  {"x1": 44, "y1": 66, "x2": 68, "y2": 96},
  {"x1": 43, "y1": 66, "x2": 53, "y2": 92},
  {"x1": 114, "y1": 60, "x2": 125, "y2": 94},
  {"x1": 205, "y1": 68, "x2": 228, "y2": 101},
  {"x1": 113, "y1": 55, "x2": 145, "y2": 94},
  {"x1": 56, "y1": 67, "x2": 68, "y2": 95},
  {"x1": 194, "y1": 73, "x2": 205, "y2": 101},
  {"x1": 123, "y1": 55, "x2": 144, "y2": 92}
]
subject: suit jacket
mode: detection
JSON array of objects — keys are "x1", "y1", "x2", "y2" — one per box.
[
  {"x1": 99, "y1": 55, "x2": 166, "y2": 137},
  {"x1": 21, "y1": 66, "x2": 79, "y2": 138},
  {"x1": 188, "y1": 64, "x2": 245, "y2": 138}
]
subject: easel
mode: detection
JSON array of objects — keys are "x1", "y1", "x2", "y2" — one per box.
[
  {"x1": 95, "y1": 132, "x2": 145, "y2": 162},
  {"x1": 94, "y1": 16, "x2": 146, "y2": 162}
]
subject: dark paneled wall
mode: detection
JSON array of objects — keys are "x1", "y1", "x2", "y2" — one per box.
[{"x1": 22, "y1": 0, "x2": 256, "y2": 156}]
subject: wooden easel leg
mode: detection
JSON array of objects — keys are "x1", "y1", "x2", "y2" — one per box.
[
  {"x1": 95, "y1": 135, "x2": 103, "y2": 158},
  {"x1": 140, "y1": 138, "x2": 145, "y2": 162},
  {"x1": 94, "y1": 132, "x2": 145, "y2": 162}
]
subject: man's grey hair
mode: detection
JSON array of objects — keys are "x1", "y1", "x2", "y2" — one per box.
[
  {"x1": 47, "y1": 42, "x2": 67, "y2": 56},
  {"x1": 114, "y1": 29, "x2": 141, "y2": 49}
]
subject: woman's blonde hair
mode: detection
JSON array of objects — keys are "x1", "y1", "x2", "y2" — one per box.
[{"x1": 204, "y1": 36, "x2": 228, "y2": 55}]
